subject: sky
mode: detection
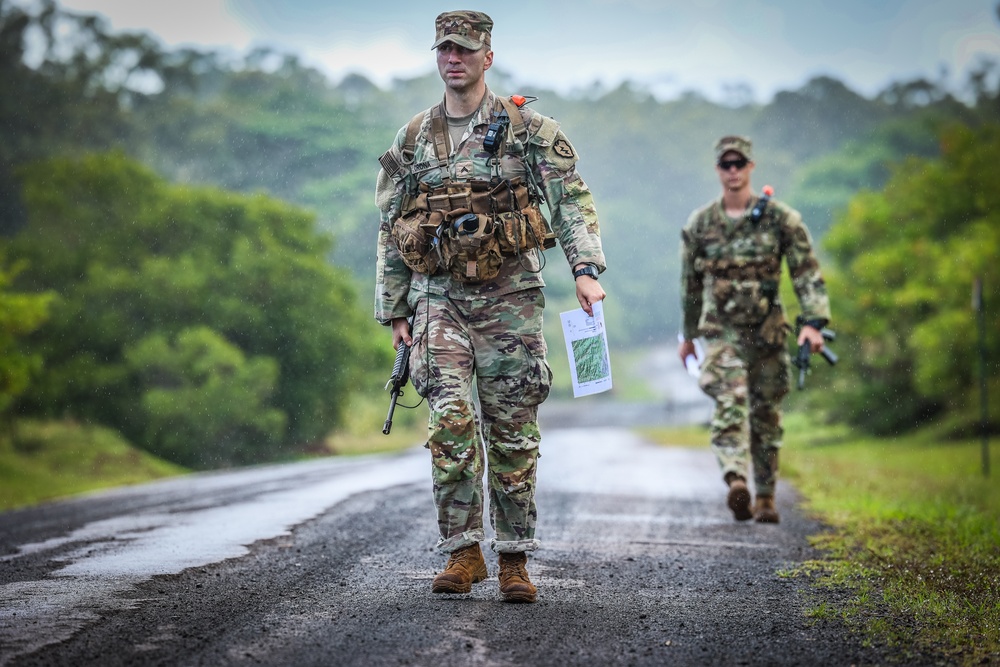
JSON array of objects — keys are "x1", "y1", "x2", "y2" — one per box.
[{"x1": 39, "y1": 0, "x2": 1000, "y2": 103}]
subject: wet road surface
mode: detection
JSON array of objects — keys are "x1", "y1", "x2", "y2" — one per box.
[{"x1": 0, "y1": 426, "x2": 913, "y2": 666}]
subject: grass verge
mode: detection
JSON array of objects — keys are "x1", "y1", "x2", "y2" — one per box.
[
  {"x1": 780, "y1": 412, "x2": 1000, "y2": 666},
  {"x1": 638, "y1": 416, "x2": 999, "y2": 665},
  {"x1": 321, "y1": 390, "x2": 426, "y2": 457},
  {"x1": 0, "y1": 419, "x2": 186, "y2": 512}
]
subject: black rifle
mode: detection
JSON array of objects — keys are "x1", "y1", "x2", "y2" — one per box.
[
  {"x1": 792, "y1": 317, "x2": 838, "y2": 390},
  {"x1": 382, "y1": 326, "x2": 412, "y2": 435}
]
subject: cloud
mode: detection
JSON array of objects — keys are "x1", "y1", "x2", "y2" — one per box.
[{"x1": 56, "y1": 0, "x2": 255, "y2": 49}]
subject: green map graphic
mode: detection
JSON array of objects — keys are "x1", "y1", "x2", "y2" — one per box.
[{"x1": 571, "y1": 334, "x2": 610, "y2": 383}]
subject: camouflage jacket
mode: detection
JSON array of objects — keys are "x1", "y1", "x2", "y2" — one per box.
[
  {"x1": 374, "y1": 87, "x2": 606, "y2": 324},
  {"x1": 680, "y1": 195, "x2": 830, "y2": 344}
]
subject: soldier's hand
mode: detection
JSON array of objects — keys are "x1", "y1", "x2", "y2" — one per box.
[
  {"x1": 575, "y1": 276, "x2": 606, "y2": 316},
  {"x1": 391, "y1": 317, "x2": 412, "y2": 350},
  {"x1": 678, "y1": 339, "x2": 696, "y2": 365},
  {"x1": 797, "y1": 325, "x2": 825, "y2": 353}
]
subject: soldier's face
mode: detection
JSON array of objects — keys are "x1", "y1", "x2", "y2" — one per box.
[
  {"x1": 436, "y1": 42, "x2": 493, "y2": 92},
  {"x1": 716, "y1": 150, "x2": 753, "y2": 191}
]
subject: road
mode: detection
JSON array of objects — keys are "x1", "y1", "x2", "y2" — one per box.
[{"x1": 0, "y1": 417, "x2": 917, "y2": 667}]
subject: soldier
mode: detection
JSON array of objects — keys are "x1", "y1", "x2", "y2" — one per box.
[
  {"x1": 374, "y1": 11, "x2": 606, "y2": 602},
  {"x1": 678, "y1": 136, "x2": 830, "y2": 523}
]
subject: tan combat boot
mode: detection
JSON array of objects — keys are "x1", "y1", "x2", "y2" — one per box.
[
  {"x1": 726, "y1": 473, "x2": 753, "y2": 521},
  {"x1": 432, "y1": 543, "x2": 488, "y2": 594},
  {"x1": 753, "y1": 495, "x2": 780, "y2": 523},
  {"x1": 498, "y1": 552, "x2": 537, "y2": 603}
]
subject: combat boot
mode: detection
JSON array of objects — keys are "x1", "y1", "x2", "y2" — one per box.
[
  {"x1": 753, "y1": 495, "x2": 780, "y2": 523},
  {"x1": 498, "y1": 552, "x2": 537, "y2": 603},
  {"x1": 725, "y1": 473, "x2": 753, "y2": 521},
  {"x1": 432, "y1": 543, "x2": 488, "y2": 594}
]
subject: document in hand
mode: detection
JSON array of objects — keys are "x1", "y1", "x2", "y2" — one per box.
[{"x1": 559, "y1": 300, "x2": 612, "y2": 397}]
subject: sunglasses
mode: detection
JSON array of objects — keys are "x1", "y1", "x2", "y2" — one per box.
[{"x1": 718, "y1": 158, "x2": 749, "y2": 170}]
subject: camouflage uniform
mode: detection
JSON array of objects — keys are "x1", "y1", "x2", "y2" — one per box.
[
  {"x1": 680, "y1": 139, "x2": 829, "y2": 496},
  {"x1": 375, "y1": 83, "x2": 606, "y2": 553}
]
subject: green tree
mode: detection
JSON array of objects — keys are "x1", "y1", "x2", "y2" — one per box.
[
  {"x1": 824, "y1": 123, "x2": 1000, "y2": 434},
  {"x1": 126, "y1": 327, "x2": 285, "y2": 468},
  {"x1": 6, "y1": 152, "x2": 384, "y2": 464},
  {"x1": 0, "y1": 255, "x2": 52, "y2": 415}
]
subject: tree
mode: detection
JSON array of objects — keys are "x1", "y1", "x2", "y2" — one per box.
[
  {"x1": 823, "y1": 124, "x2": 1000, "y2": 434},
  {"x1": 126, "y1": 327, "x2": 285, "y2": 468},
  {"x1": 6, "y1": 152, "x2": 385, "y2": 464},
  {"x1": 0, "y1": 254, "x2": 52, "y2": 416}
]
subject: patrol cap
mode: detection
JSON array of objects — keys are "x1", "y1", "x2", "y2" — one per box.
[
  {"x1": 714, "y1": 135, "x2": 753, "y2": 162},
  {"x1": 431, "y1": 10, "x2": 493, "y2": 51}
]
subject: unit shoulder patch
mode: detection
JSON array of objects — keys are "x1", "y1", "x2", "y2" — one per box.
[{"x1": 552, "y1": 138, "x2": 576, "y2": 159}]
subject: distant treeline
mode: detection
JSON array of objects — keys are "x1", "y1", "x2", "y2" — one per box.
[{"x1": 0, "y1": 0, "x2": 996, "y2": 465}]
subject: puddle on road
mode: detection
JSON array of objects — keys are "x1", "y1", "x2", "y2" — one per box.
[
  {"x1": 539, "y1": 428, "x2": 721, "y2": 499},
  {"x1": 0, "y1": 451, "x2": 426, "y2": 662}
]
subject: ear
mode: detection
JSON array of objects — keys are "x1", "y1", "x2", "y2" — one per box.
[{"x1": 483, "y1": 50, "x2": 494, "y2": 71}]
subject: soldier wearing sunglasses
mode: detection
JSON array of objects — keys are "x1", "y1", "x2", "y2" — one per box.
[{"x1": 677, "y1": 136, "x2": 830, "y2": 523}]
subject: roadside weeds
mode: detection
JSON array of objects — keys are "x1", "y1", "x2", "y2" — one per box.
[{"x1": 642, "y1": 415, "x2": 1000, "y2": 666}]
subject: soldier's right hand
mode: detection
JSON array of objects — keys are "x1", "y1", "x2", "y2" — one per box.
[
  {"x1": 392, "y1": 317, "x2": 413, "y2": 350},
  {"x1": 678, "y1": 339, "x2": 696, "y2": 365}
]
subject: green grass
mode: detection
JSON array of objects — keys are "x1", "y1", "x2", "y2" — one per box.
[
  {"x1": 0, "y1": 420, "x2": 187, "y2": 511},
  {"x1": 635, "y1": 424, "x2": 712, "y2": 449},
  {"x1": 0, "y1": 392, "x2": 423, "y2": 513},
  {"x1": 640, "y1": 416, "x2": 999, "y2": 665},
  {"x1": 322, "y1": 390, "x2": 426, "y2": 457},
  {"x1": 780, "y1": 412, "x2": 1000, "y2": 666}
]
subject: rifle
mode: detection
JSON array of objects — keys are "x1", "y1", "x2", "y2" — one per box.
[
  {"x1": 792, "y1": 316, "x2": 838, "y2": 390},
  {"x1": 382, "y1": 321, "x2": 413, "y2": 435}
]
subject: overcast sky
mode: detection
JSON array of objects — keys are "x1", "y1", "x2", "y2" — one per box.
[{"x1": 45, "y1": 0, "x2": 1000, "y2": 102}]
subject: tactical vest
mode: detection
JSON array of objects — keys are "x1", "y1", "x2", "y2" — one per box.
[
  {"x1": 693, "y1": 202, "x2": 784, "y2": 327},
  {"x1": 384, "y1": 96, "x2": 553, "y2": 283}
]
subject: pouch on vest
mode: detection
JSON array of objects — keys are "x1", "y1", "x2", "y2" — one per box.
[
  {"x1": 443, "y1": 211, "x2": 502, "y2": 282},
  {"x1": 488, "y1": 178, "x2": 550, "y2": 254},
  {"x1": 711, "y1": 278, "x2": 772, "y2": 326}
]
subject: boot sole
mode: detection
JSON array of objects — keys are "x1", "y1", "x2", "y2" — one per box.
[
  {"x1": 431, "y1": 564, "x2": 488, "y2": 594},
  {"x1": 501, "y1": 589, "x2": 537, "y2": 603},
  {"x1": 754, "y1": 511, "x2": 780, "y2": 524},
  {"x1": 727, "y1": 485, "x2": 753, "y2": 521}
]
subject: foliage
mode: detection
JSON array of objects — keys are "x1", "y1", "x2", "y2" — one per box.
[
  {"x1": 5, "y1": 152, "x2": 387, "y2": 467},
  {"x1": 3, "y1": 0, "x2": 1000, "y2": 451},
  {"x1": 0, "y1": 419, "x2": 186, "y2": 511},
  {"x1": 0, "y1": 254, "x2": 52, "y2": 414},
  {"x1": 781, "y1": 414, "x2": 1000, "y2": 666},
  {"x1": 822, "y1": 124, "x2": 1000, "y2": 434},
  {"x1": 126, "y1": 327, "x2": 286, "y2": 468}
]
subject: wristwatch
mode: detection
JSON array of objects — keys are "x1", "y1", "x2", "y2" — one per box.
[{"x1": 573, "y1": 265, "x2": 599, "y2": 281}]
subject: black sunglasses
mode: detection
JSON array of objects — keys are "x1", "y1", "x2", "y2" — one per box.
[{"x1": 718, "y1": 158, "x2": 749, "y2": 170}]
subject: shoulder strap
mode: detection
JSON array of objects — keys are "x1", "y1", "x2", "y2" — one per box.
[
  {"x1": 428, "y1": 103, "x2": 451, "y2": 163},
  {"x1": 400, "y1": 103, "x2": 450, "y2": 184},
  {"x1": 495, "y1": 96, "x2": 528, "y2": 143},
  {"x1": 401, "y1": 109, "x2": 427, "y2": 163}
]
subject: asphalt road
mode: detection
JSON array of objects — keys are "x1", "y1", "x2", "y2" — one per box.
[{"x1": 0, "y1": 421, "x2": 930, "y2": 667}]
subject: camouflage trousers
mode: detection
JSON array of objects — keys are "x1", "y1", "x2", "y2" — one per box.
[
  {"x1": 408, "y1": 288, "x2": 552, "y2": 554},
  {"x1": 697, "y1": 335, "x2": 791, "y2": 496}
]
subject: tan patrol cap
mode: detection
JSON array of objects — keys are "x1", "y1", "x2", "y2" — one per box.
[
  {"x1": 431, "y1": 10, "x2": 493, "y2": 51},
  {"x1": 714, "y1": 135, "x2": 753, "y2": 162}
]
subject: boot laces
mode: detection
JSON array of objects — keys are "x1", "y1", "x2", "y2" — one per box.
[
  {"x1": 448, "y1": 545, "x2": 478, "y2": 569},
  {"x1": 500, "y1": 556, "x2": 528, "y2": 582}
]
